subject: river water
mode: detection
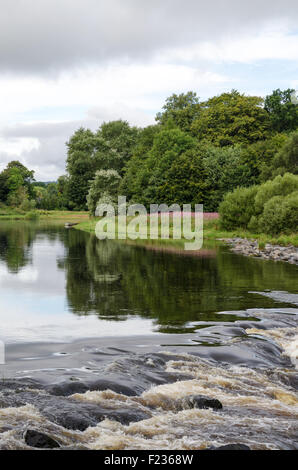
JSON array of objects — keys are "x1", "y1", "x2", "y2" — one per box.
[{"x1": 0, "y1": 220, "x2": 297, "y2": 450}]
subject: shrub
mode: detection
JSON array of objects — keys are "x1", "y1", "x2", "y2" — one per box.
[
  {"x1": 219, "y1": 185, "x2": 258, "y2": 230},
  {"x1": 254, "y1": 173, "x2": 298, "y2": 214},
  {"x1": 258, "y1": 191, "x2": 298, "y2": 234},
  {"x1": 20, "y1": 198, "x2": 36, "y2": 211}
]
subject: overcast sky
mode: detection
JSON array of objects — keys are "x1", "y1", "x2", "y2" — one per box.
[{"x1": 0, "y1": 0, "x2": 298, "y2": 180}]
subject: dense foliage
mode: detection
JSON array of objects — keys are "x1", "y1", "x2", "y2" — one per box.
[
  {"x1": 0, "y1": 89, "x2": 297, "y2": 227},
  {"x1": 219, "y1": 173, "x2": 298, "y2": 234}
]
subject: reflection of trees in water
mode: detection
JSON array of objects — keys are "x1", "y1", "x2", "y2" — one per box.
[
  {"x1": 64, "y1": 230, "x2": 298, "y2": 331},
  {"x1": 0, "y1": 222, "x2": 35, "y2": 272},
  {"x1": 1, "y1": 223, "x2": 297, "y2": 331},
  {"x1": 0, "y1": 221, "x2": 67, "y2": 273},
  {"x1": 65, "y1": 231, "x2": 131, "y2": 317}
]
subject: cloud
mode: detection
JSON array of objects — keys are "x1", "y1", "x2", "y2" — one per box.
[
  {"x1": 0, "y1": 62, "x2": 232, "y2": 180},
  {"x1": 0, "y1": 0, "x2": 297, "y2": 74},
  {"x1": 0, "y1": 1, "x2": 297, "y2": 180},
  {"x1": 163, "y1": 30, "x2": 298, "y2": 64}
]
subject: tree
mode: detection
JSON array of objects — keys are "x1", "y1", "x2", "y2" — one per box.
[
  {"x1": 66, "y1": 127, "x2": 98, "y2": 210},
  {"x1": 202, "y1": 144, "x2": 249, "y2": 211},
  {"x1": 240, "y1": 133, "x2": 289, "y2": 184},
  {"x1": 191, "y1": 90, "x2": 272, "y2": 146},
  {"x1": 120, "y1": 125, "x2": 160, "y2": 202},
  {"x1": 98, "y1": 120, "x2": 140, "y2": 175},
  {"x1": 264, "y1": 89, "x2": 298, "y2": 133},
  {"x1": 0, "y1": 161, "x2": 35, "y2": 205},
  {"x1": 143, "y1": 127, "x2": 197, "y2": 206},
  {"x1": 157, "y1": 148, "x2": 207, "y2": 207},
  {"x1": 87, "y1": 170, "x2": 122, "y2": 215},
  {"x1": 0, "y1": 172, "x2": 8, "y2": 201},
  {"x1": 156, "y1": 92, "x2": 200, "y2": 131},
  {"x1": 267, "y1": 131, "x2": 298, "y2": 177},
  {"x1": 66, "y1": 121, "x2": 139, "y2": 210}
]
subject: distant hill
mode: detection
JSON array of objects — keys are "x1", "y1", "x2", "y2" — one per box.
[{"x1": 32, "y1": 181, "x2": 56, "y2": 187}]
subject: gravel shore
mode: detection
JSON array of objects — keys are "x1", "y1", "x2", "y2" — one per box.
[{"x1": 220, "y1": 238, "x2": 298, "y2": 265}]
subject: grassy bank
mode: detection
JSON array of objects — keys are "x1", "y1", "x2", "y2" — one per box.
[
  {"x1": 75, "y1": 216, "x2": 298, "y2": 247},
  {"x1": 0, "y1": 207, "x2": 89, "y2": 221}
]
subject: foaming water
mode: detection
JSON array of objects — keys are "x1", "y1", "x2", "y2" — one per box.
[
  {"x1": 246, "y1": 327, "x2": 298, "y2": 368},
  {"x1": 1, "y1": 344, "x2": 297, "y2": 450}
]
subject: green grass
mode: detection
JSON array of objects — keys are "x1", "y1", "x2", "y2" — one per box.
[
  {"x1": 0, "y1": 206, "x2": 89, "y2": 222},
  {"x1": 75, "y1": 216, "x2": 298, "y2": 248}
]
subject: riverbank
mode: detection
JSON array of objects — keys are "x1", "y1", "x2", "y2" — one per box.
[
  {"x1": 221, "y1": 238, "x2": 298, "y2": 265},
  {"x1": 0, "y1": 209, "x2": 89, "y2": 221},
  {"x1": 74, "y1": 217, "x2": 298, "y2": 249}
]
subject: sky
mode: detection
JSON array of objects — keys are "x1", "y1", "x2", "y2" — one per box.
[{"x1": 0, "y1": 0, "x2": 298, "y2": 181}]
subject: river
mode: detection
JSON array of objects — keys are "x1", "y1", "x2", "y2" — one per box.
[{"x1": 0, "y1": 220, "x2": 297, "y2": 450}]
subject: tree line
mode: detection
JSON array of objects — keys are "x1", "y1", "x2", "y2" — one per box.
[{"x1": 0, "y1": 88, "x2": 297, "y2": 213}]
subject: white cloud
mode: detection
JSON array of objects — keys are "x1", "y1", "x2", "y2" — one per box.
[
  {"x1": 0, "y1": 63, "x2": 230, "y2": 123},
  {"x1": 0, "y1": 63, "x2": 231, "y2": 180},
  {"x1": 0, "y1": 1, "x2": 297, "y2": 180},
  {"x1": 168, "y1": 30, "x2": 298, "y2": 64},
  {"x1": 0, "y1": 137, "x2": 39, "y2": 156}
]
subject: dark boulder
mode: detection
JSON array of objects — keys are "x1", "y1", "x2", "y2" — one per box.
[
  {"x1": 48, "y1": 379, "x2": 137, "y2": 397},
  {"x1": 24, "y1": 429, "x2": 60, "y2": 449},
  {"x1": 178, "y1": 395, "x2": 223, "y2": 410}
]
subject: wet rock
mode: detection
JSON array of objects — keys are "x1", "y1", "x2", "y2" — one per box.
[
  {"x1": 46, "y1": 404, "x2": 150, "y2": 431},
  {"x1": 48, "y1": 381, "x2": 89, "y2": 397},
  {"x1": 178, "y1": 395, "x2": 223, "y2": 410},
  {"x1": 212, "y1": 444, "x2": 251, "y2": 450},
  {"x1": 48, "y1": 379, "x2": 137, "y2": 397},
  {"x1": 24, "y1": 429, "x2": 60, "y2": 449},
  {"x1": 0, "y1": 380, "x2": 150, "y2": 431}
]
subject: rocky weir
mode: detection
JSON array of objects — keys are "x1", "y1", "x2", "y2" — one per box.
[
  {"x1": 220, "y1": 238, "x2": 298, "y2": 265},
  {"x1": 0, "y1": 305, "x2": 297, "y2": 450}
]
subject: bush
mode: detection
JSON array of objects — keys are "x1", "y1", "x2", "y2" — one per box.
[
  {"x1": 254, "y1": 173, "x2": 298, "y2": 214},
  {"x1": 220, "y1": 173, "x2": 298, "y2": 235},
  {"x1": 219, "y1": 185, "x2": 258, "y2": 230},
  {"x1": 20, "y1": 198, "x2": 36, "y2": 211},
  {"x1": 258, "y1": 191, "x2": 298, "y2": 234}
]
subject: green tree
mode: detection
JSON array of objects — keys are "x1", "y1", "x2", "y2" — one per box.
[
  {"x1": 98, "y1": 120, "x2": 140, "y2": 175},
  {"x1": 142, "y1": 127, "x2": 197, "y2": 206},
  {"x1": 66, "y1": 121, "x2": 139, "y2": 210},
  {"x1": 191, "y1": 90, "x2": 272, "y2": 146},
  {"x1": 87, "y1": 169, "x2": 122, "y2": 215},
  {"x1": 266, "y1": 131, "x2": 298, "y2": 178},
  {"x1": 66, "y1": 127, "x2": 98, "y2": 210},
  {"x1": 264, "y1": 89, "x2": 298, "y2": 133},
  {"x1": 156, "y1": 92, "x2": 200, "y2": 131},
  {"x1": 240, "y1": 133, "x2": 289, "y2": 184},
  {"x1": 158, "y1": 148, "x2": 207, "y2": 207},
  {"x1": 202, "y1": 145, "x2": 249, "y2": 211},
  {"x1": 120, "y1": 125, "x2": 160, "y2": 202},
  {"x1": 0, "y1": 161, "x2": 35, "y2": 206}
]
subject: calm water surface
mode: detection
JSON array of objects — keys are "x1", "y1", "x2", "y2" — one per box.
[{"x1": 0, "y1": 220, "x2": 297, "y2": 343}]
